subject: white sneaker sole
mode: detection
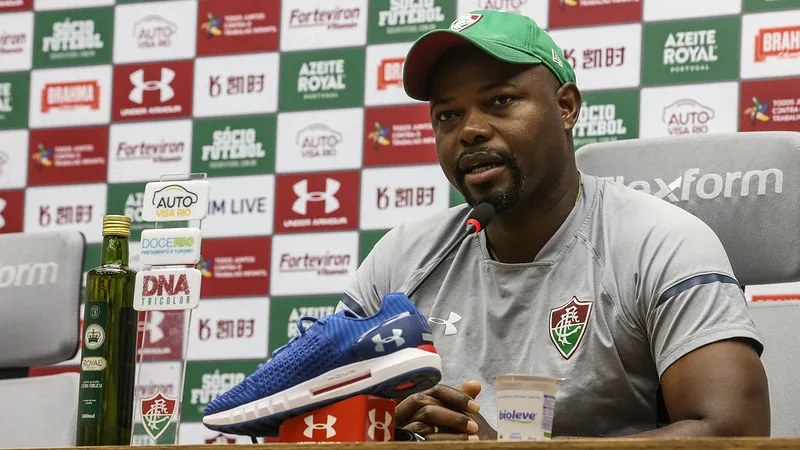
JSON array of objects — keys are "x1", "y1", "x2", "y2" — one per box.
[{"x1": 203, "y1": 347, "x2": 442, "y2": 427}]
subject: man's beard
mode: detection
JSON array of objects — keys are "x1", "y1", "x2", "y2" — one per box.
[{"x1": 453, "y1": 146, "x2": 525, "y2": 213}]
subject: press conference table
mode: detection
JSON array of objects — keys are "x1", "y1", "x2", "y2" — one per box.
[{"x1": 39, "y1": 438, "x2": 800, "y2": 450}]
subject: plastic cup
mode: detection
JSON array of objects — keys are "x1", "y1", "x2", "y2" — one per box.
[{"x1": 494, "y1": 374, "x2": 561, "y2": 441}]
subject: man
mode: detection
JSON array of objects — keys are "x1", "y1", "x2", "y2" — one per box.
[{"x1": 339, "y1": 10, "x2": 770, "y2": 441}]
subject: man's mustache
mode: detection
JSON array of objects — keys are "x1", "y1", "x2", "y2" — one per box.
[{"x1": 454, "y1": 146, "x2": 516, "y2": 174}]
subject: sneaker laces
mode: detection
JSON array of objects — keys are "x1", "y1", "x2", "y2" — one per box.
[{"x1": 268, "y1": 316, "x2": 328, "y2": 359}]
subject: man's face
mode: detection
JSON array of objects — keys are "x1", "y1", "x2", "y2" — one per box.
[{"x1": 427, "y1": 45, "x2": 580, "y2": 213}]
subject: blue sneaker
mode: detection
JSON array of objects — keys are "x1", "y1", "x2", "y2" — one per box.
[{"x1": 201, "y1": 292, "x2": 442, "y2": 437}]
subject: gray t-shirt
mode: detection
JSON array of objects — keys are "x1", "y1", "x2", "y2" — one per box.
[{"x1": 339, "y1": 172, "x2": 763, "y2": 437}]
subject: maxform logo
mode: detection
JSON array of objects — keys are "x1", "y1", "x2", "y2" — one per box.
[
  {"x1": 129, "y1": 68, "x2": 175, "y2": 104},
  {"x1": 303, "y1": 414, "x2": 337, "y2": 439},
  {"x1": 607, "y1": 168, "x2": 783, "y2": 202},
  {"x1": 292, "y1": 178, "x2": 340, "y2": 215},
  {"x1": 0, "y1": 262, "x2": 58, "y2": 288}
]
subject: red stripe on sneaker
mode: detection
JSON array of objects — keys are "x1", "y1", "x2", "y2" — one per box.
[
  {"x1": 312, "y1": 373, "x2": 372, "y2": 396},
  {"x1": 417, "y1": 344, "x2": 437, "y2": 354},
  {"x1": 396, "y1": 382, "x2": 416, "y2": 390}
]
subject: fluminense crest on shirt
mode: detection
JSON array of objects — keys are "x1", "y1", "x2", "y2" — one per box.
[{"x1": 549, "y1": 296, "x2": 593, "y2": 359}]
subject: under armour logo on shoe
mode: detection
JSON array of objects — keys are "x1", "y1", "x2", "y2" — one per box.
[
  {"x1": 372, "y1": 329, "x2": 405, "y2": 352},
  {"x1": 303, "y1": 414, "x2": 337, "y2": 439},
  {"x1": 292, "y1": 178, "x2": 341, "y2": 215},
  {"x1": 428, "y1": 312, "x2": 461, "y2": 336},
  {"x1": 367, "y1": 408, "x2": 392, "y2": 442},
  {"x1": 129, "y1": 68, "x2": 175, "y2": 104}
]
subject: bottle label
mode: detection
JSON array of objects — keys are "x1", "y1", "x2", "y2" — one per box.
[{"x1": 78, "y1": 302, "x2": 109, "y2": 425}]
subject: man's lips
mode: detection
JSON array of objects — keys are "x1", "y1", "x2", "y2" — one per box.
[{"x1": 458, "y1": 153, "x2": 506, "y2": 174}]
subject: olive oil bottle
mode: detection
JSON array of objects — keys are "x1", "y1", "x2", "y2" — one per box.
[{"x1": 76, "y1": 215, "x2": 138, "y2": 446}]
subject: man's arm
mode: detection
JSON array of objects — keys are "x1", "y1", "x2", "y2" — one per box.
[{"x1": 627, "y1": 338, "x2": 770, "y2": 438}]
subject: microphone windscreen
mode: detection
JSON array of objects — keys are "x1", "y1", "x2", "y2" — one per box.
[{"x1": 469, "y1": 202, "x2": 496, "y2": 229}]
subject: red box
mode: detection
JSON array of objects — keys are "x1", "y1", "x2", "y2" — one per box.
[{"x1": 279, "y1": 395, "x2": 396, "y2": 443}]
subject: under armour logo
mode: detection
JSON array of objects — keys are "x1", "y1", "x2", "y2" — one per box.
[
  {"x1": 129, "y1": 68, "x2": 175, "y2": 104},
  {"x1": 367, "y1": 408, "x2": 392, "y2": 442},
  {"x1": 0, "y1": 197, "x2": 6, "y2": 230},
  {"x1": 428, "y1": 312, "x2": 461, "y2": 336},
  {"x1": 292, "y1": 178, "x2": 340, "y2": 215},
  {"x1": 372, "y1": 329, "x2": 405, "y2": 352},
  {"x1": 139, "y1": 311, "x2": 165, "y2": 343},
  {"x1": 303, "y1": 414, "x2": 337, "y2": 439},
  {"x1": 551, "y1": 48, "x2": 564, "y2": 67}
]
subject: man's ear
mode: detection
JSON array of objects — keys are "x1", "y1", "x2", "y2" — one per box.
[{"x1": 557, "y1": 82, "x2": 582, "y2": 132}]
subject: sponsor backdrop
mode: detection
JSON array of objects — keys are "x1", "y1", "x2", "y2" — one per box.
[{"x1": 1, "y1": 0, "x2": 799, "y2": 444}]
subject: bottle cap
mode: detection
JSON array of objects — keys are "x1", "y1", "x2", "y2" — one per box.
[{"x1": 103, "y1": 215, "x2": 132, "y2": 237}]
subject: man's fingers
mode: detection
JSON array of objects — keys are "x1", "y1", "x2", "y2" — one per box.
[
  {"x1": 408, "y1": 404, "x2": 479, "y2": 435},
  {"x1": 395, "y1": 393, "x2": 445, "y2": 426},
  {"x1": 403, "y1": 422, "x2": 435, "y2": 436},
  {"x1": 458, "y1": 380, "x2": 482, "y2": 400},
  {"x1": 425, "y1": 433, "x2": 479, "y2": 441},
  {"x1": 428, "y1": 384, "x2": 481, "y2": 414}
]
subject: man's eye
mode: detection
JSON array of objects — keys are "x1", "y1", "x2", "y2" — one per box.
[
  {"x1": 494, "y1": 95, "x2": 514, "y2": 106},
  {"x1": 437, "y1": 111, "x2": 456, "y2": 121}
]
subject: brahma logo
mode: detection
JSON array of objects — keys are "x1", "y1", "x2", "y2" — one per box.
[
  {"x1": 605, "y1": 168, "x2": 784, "y2": 202},
  {"x1": 662, "y1": 99, "x2": 715, "y2": 135},
  {"x1": 41, "y1": 81, "x2": 100, "y2": 112},
  {"x1": 134, "y1": 268, "x2": 202, "y2": 311},
  {"x1": 377, "y1": 57, "x2": 404, "y2": 91},
  {"x1": 754, "y1": 25, "x2": 800, "y2": 62},
  {"x1": 134, "y1": 15, "x2": 177, "y2": 49}
]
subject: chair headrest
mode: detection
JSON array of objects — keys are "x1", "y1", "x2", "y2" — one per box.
[
  {"x1": 575, "y1": 131, "x2": 800, "y2": 286},
  {"x1": 0, "y1": 231, "x2": 85, "y2": 368}
]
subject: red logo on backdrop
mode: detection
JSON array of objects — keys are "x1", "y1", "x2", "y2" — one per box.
[
  {"x1": 112, "y1": 60, "x2": 193, "y2": 122},
  {"x1": 740, "y1": 78, "x2": 800, "y2": 132},
  {"x1": 377, "y1": 58, "x2": 405, "y2": 90},
  {"x1": 41, "y1": 81, "x2": 100, "y2": 113},
  {"x1": 137, "y1": 310, "x2": 184, "y2": 362},
  {"x1": 0, "y1": 0, "x2": 32, "y2": 12},
  {"x1": 196, "y1": 237, "x2": 271, "y2": 298},
  {"x1": 549, "y1": 0, "x2": 642, "y2": 29},
  {"x1": 197, "y1": 0, "x2": 280, "y2": 56},
  {"x1": 363, "y1": 105, "x2": 438, "y2": 167},
  {"x1": 0, "y1": 190, "x2": 23, "y2": 234},
  {"x1": 28, "y1": 126, "x2": 108, "y2": 186},
  {"x1": 274, "y1": 171, "x2": 360, "y2": 234},
  {"x1": 754, "y1": 26, "x2": 800, "y2": 62}
]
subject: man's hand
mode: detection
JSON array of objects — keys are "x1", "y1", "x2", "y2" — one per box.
[{"x1": 396, "y1": 380, "x2": 497, "y2": 441}]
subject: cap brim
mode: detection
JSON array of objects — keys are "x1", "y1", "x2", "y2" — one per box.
[{"x1": 403, "y1": 30, "x2": 544, "y2": 101}]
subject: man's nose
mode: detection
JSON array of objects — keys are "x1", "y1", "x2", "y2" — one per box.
[{"x1": 458, "y1": 109, "x2": 492, "y2": 147}]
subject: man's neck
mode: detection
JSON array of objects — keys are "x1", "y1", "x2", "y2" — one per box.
[{"x1": 485, "y1": 170, "x2": 582, "y2": 264}]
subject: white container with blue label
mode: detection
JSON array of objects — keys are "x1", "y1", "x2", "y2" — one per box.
[{"x1": 494, "y1": 374, "x2": 561, "y2": 441}]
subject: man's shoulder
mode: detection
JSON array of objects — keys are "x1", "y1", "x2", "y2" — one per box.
[{"x1": 593, "y1": 174, "x2": 719, "y2": 243}]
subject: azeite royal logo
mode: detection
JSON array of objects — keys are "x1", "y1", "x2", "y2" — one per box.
[
  {"x1": 41, "y1": 81, "x2": 99, "y2": 113},
  {"x1": 298, "y1": 59, "x2": 346, "y2": 99},
  {"x1": 754, "y1": 25, "x2": 800, "y2": 62},
  {"x1": 134, "y1": 268, "x2": 202, "y2": 311},
  {"x1": 663, "y1": 29, "x2": 718, "y2": 72},
  {"x1": 141, "y1": 179, "x2": 211, "y2": 222}
]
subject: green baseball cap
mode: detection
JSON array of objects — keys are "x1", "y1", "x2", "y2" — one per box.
[{"x1": 403, "y1": 10, "x2": 577, "y2": 101}]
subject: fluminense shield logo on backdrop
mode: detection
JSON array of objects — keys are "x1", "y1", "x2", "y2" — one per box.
[{"x1": 140, "y1": 391, "x2": 177, "y2": 441}]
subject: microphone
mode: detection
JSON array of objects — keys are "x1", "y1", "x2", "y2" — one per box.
[{"x1": 405, "y1": 203, "x2": 496, "y2": 299}]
